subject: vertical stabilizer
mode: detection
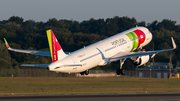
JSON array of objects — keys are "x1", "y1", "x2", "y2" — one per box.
[{"x1": 47, "y1": 29, "x2": 67, "y2": 62}]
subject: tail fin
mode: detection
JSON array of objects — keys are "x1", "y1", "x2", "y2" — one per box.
[{"x1": 46, "y1": 29, "x2": 67, "y2": 62}]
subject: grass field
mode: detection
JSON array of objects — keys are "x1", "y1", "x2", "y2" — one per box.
[{"x1": 0, "y1": 77, "x2": 179, "y2": 95}]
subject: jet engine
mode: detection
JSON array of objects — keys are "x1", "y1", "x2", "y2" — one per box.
[{"x1": 131, "y1": 55, "x2": 150, "y2": 66}]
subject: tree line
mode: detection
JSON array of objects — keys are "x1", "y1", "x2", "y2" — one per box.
[{"x1": 0, "y1": 16, "x2": 179, "y2": 70}]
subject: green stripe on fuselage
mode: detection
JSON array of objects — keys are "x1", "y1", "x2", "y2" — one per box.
[
  {"x1": 126, "y1": 32, "x2": 139, "y2": 51},
  {"x1": 130, "y1": 32, "x2": 139, "y2": 50},
  {"x1": 126, "y1": 33, "x2": 134, "y2": 51},
  {"x1": 126, "y1": 33, "x2": 133, "y2": 40}
]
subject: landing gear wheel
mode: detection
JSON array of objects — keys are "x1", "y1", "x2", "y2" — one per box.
[
  {"x1": 120, "y1": 69, "x2": 125, "y2": 75},
  {"x1": 116, "y1": 69, "x2": 125, "y2": 75},
  {"x1": 116, "y1": 68, "x2": 120, "y2": 75},
  {"x1": 84, "y1": 70, "x2": 89, "y2": 75},
  {"x1": 80, "y1": 72, "x2": 84, "y2": 75}
]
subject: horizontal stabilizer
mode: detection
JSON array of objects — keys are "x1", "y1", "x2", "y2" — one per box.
[{"x1": 21, "y1": 64, "x2": 49, "y2": 67}]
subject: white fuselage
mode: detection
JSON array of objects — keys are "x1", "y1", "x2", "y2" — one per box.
[{"x1": 48, "y1": 27, "x2": 152, "y2": 73}]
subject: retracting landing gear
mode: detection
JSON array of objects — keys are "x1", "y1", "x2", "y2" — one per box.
[
  {"x1": 80, "y1": 70, "x2": 89, "y2": 75},
  {"x1": 80, "y1": 72, "x2": 84, "y2": 75},
  {"x1": 116, "y1": 68, "x2": 125, "y2": 75},
  {"x1": 116, "y1": 59, "x2": 126, "y2": 75}
]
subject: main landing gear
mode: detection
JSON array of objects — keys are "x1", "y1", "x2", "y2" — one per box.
[
  {"x1": 80, "y1": 70, "x2": 89, "y2": 75},
  {"x1": 116, "y1": 59, "x2": 126, "y2": 75},
  {"x1": 116, "y1": 68, "x2": 125, "y2": 75}
]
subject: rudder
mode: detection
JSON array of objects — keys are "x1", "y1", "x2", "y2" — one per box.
[{"x1": 46, "y1": 29, "x2": 67, "y2": 62}]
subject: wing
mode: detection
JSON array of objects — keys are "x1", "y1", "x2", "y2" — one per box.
[
  {"x1": 21, "y1": 64, "x2": 49, "y2": 67},
  {"x1": 4, "y1": 38, "x2": 71, "y2": 56},
  {"x1": 109, "y1": 37, "x2": 176, "y2": 62},
  {"x1": 4, "y1": 38, "x2": 51, "y2": 56},
  {"x1": 21, "y1": 64, "x2": 82, "y2": 68},
  {"x1": 8, "y1": 48, "x2": 51, "y2": 56}
]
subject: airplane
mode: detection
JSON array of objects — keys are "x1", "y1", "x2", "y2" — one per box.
[{"x1": 4, "y1": 26, "x2": 177, "y2": 75}]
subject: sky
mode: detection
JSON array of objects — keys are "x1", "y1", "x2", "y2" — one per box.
[{"x1": 0, "y1": 0, "x2": 180, "y2": 24}]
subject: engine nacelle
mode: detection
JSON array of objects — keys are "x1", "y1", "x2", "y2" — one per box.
[{"x1": 131, "y1": 55, "x2": 150, "y2": 67}]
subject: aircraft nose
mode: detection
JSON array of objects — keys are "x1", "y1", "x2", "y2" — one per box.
[
  {"x1": 149, "y1": 32, "x2": 153, "y2": 41},
  {"x1": 146, "y1": 29, "x2": 152, "y2": 42}
]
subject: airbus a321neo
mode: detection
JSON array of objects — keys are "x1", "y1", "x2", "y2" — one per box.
[{"x1": 4, "y1": 26, "x2": 176, "y2": 75}]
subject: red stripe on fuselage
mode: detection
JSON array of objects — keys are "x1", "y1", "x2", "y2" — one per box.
[{"x1": 133, "y1": 29, "x2": 146, "y2": 48}]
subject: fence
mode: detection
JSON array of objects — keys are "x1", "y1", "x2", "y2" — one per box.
[
  {"x1": 0, "y1": 68, "x2": 75, "y2": 77},
  {"x1": 0, "y1": 68, "x2": 171, "y2": 78},
  {"x1": 87, "y1": 70, "x2": 170, "y2": 78},
  {"x1": 124, "y1": 70, "x2": 170, "y2": 78}
]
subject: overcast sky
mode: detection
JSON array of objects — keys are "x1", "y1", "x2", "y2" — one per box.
[{"x1": 0, "y1": 0, "x2": 180, "y2": 24}]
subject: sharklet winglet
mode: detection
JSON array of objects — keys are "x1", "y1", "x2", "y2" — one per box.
[
  {"x1": 4, "y1": 38, "x2": 10, "y2": 49},
  {"x1": 171, "y1": 37, "x2": 176, "y2": 49}
]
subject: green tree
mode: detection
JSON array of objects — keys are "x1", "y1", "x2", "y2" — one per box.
[
  {"x1": 0, "y1": 40, "x2": 12, "y2": 68},
  {"x1": 8, "y1": 16, "x2": 23, "y2": 25}
]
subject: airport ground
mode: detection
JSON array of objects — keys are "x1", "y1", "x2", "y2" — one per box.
[
  {"x1": 1, "y1": 93, "x2": 180, "y2": 101},
  {"x1": 0, "y1": 77, "x2": 179, "y2": 95}
]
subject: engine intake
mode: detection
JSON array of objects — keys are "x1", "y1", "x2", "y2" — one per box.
[{"x1": 131, "y1": 55, "x2": 150, "y2": 66}]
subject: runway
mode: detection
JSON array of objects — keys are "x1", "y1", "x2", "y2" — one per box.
[{"x1": 1, "y1": 93, "x2": 180, "y2": 101}]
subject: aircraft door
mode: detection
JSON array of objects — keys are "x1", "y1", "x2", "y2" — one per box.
[
  {"x1": 71, "y1": 57, "x2": 77, "y2": 71},
  {"x1": 71, "y1": 57, "x2": 77, "y2": 63}
]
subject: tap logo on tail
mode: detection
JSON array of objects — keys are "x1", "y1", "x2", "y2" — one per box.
[{"x1": 47, "y1": 29, "x2": 61, "y2": 62}]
